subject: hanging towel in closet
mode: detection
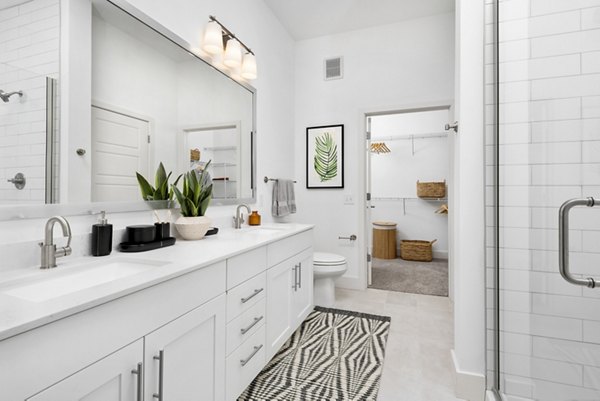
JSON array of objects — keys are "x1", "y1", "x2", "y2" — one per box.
[{"x1": 272, "y1": 179, "x2": 296, "y2": 217}]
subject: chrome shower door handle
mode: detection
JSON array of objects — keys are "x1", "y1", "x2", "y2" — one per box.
[{"x1": 559, "y1": 197, "x2": 598, "y2": 288}]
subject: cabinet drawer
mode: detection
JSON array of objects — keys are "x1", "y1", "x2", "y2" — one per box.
[
  {"x1": 227, "y1": 272, "x2": 266, "y2": 322},
  {"x1": 226, "y1": 325, "x2": 266, "y2": 401},
  {"x1": 267, "y1": 230, "x2": 313, "y2": 267},
  {"x1": 227, "y1": 246, "x2": 267, "y2": 289},
  {"x1": 227, "y1": 298, "x2": 266, "y2": 355}
]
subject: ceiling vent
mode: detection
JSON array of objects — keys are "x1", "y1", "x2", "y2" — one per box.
[{"x1": 324, "y1": 57, "x2": 343, "y2": 80}]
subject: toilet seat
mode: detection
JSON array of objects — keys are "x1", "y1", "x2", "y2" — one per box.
[{"x1": 313, "y1": 252, "x2": 346, "y2": 266}]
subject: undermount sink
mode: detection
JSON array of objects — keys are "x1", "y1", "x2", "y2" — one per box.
[{"x1": 2, "y1": 258, "x2": 168, "y2": 303}]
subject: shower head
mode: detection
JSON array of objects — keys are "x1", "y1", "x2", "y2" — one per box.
[{"x1": 0, "y1": 90, "x2": 23, "y2": 103}]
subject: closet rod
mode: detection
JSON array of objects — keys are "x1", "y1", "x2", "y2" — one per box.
[{"x1": 373, "y1": 132, "x2": 447, "y2": 142}]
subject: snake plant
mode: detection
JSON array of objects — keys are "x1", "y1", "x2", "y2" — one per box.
[
  {"x1": 136, "y1": 162, "x2": 181, "y2": 201},
  {"x1": 172, "y1": 161, "x2": 213, "y2": 217},
  {"x1": 314, "y1": 132, "x2": 338, "y2": 182}
]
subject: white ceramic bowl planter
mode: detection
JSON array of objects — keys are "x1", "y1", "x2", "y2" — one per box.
[{"x1": 174, "y1": 215, "x2": 212, "y2": 240}]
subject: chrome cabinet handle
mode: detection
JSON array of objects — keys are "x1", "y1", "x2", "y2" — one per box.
[
  {"x1": 338, "y1": 234, "x2": 357, "y2": 241},
  {"x1": 559, "y1": 197, "x2": 598, "y2": 288},
  {"x1": 241, "y1": 288, "x2": 264, "y2": 303},
  {"x1": 240, "y1": 315, "x2": 264, "y2": 334},
  {"x1": 153, "y1": 350, "x2": 164, "y2": 400},
  {"x1": 292, "y1": 265, "x2": 298, "y2": 291},
  {"x1": 240, "y1": 344, "x2": 263, "y2": 366},
  {"x1": 298, "y1": 262, "x2": 302, "y2": 289},
  {"x1": 131, "y1": 362, "x2": 143, "y2": 401}
]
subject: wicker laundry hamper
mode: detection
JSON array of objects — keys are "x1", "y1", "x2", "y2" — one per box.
[
  {"x1": 400, "y1": 239, "x2": 437, "y2": 262},
  {"x1": 417, "y1": 181, "x2": 446, "y2": 199}
]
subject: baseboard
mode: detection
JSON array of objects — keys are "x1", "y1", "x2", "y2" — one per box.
[
  {"x1": 451, "y1": 350, "x2": 486, "y2": 401},
  {"x1": 486, "y1": 390, "x2": 503, "y2": 401},
  {"x1": 394, "y1": 248, "x2": 448, "y2": 260},
  {"x1": 433, "y1": 250, "x2": 448, "y2": 259},
  {"x1": 334, "y1": 276, "x2": 364, "y2": 290}
]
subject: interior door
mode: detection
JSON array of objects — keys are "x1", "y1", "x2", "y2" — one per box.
[
  {"x1": 91, "y1": 106, "x2": 150, "y2": 202},
  {"x1": 27, "y1": 340, "x2": 143, "y2": 401},
  {"x1": 144, "y1": 294, "x2": 226, "y2": 401}
]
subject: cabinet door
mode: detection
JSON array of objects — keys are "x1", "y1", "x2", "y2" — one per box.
[
  {"x1": 144, "y1": 294, "x2": 226, "y2": 401},
  {"x1": 265, "y1": 258, "x2": 295, "y2": 360},
  {"x1": 292, "y1": 250, "x2": 314, "y2": 327},
  {"x1": 27, "y1": 340, "x2": 143, "y2": 401}
]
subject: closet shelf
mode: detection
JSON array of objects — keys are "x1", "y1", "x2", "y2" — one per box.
[
  {"x1": 372, "y1": 197, "x2": 447, "y2": 201},
  {"x1": 371, "y1": 196, "x2": 447, "y2": 216},
  {"x1": 203, "y1": 146, "x2": 236, "y2": 151}
]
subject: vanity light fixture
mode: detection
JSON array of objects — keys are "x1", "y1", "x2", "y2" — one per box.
[{"x1": 202, "y1": 15, "x2": 257, "y2": 80}]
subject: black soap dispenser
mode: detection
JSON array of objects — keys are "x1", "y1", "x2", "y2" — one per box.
[{"x1": 92, "y1": 211, "x2": 113, "y2": 256}]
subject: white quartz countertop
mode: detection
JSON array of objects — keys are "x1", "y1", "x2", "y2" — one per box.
[{"x1": 0, "y1": 223, "x2": 313, "y2": 342}]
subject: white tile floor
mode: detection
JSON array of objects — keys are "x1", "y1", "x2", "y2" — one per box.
[{"x1": 333, "y1": 288, "x2": 466, "y2": 401}]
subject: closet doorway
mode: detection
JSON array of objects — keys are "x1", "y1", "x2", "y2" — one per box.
[{"x1": 366, "y1": 106, "x2": 451, "y2": 297}]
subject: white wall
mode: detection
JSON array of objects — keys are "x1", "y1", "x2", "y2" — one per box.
[
  {"x1": 452, "y1": 0, "x2": 486, "y2": 399},
  {"x1": 0, "y1": 0, "x2": 60, "y2": 204},
  {"x1": 370, "y1": 110, "x2": 450, "y2": 258},
  {"x1": 293, "y1": 13, "x2": 455, "y2": 289},
  {"x1": 0, "y1": 0, "x2": 296, "y2": 269},
  {"x1": 91, "y1": 13, "x2": 179, "y2": 202}
]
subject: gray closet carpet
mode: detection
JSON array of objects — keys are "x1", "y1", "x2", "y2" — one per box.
[{"x1": 369, "y1": 258, "x2": 448, "y2": 297}]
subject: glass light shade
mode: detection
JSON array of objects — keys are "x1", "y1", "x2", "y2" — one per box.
[
  {"x1": 202, "y1": 21, "x2": 223, "y2": 55},
  {"x1": 223, "y1": 38, "x2": 242, "y2": 68},
  {"x1": 241, "y1": 53, "x2": 257, "y2": 80},
  {"x1": 230, "y1": 66, "x2": 243, "y2": 81},
  {"x1": 211, "y1": 51, "x2": 228, "y2": 70}
]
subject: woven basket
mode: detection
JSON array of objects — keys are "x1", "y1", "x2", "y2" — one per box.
[
  {"x1": 417, "y1": 180, "x2": 446, "y2": 199},
  {"x1": 400, "y1": 239, "x2": 437, "y2": 262}
]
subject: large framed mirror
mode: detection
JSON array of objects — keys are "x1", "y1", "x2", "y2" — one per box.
[{"x1": 0, "y1": 0, "x2": 256, "y2": 220}]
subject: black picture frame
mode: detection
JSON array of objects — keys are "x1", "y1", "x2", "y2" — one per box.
[{"x1": 306, "y1": 124, "x2": 344, "y2": 189}]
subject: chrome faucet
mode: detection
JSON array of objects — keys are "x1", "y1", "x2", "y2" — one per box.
[
  {"x1": 233, "y1": 204, "x2": 251, "y2": 229},
  {"x1": 40, "y1": 216, "x2": 72, "y2": 269}
]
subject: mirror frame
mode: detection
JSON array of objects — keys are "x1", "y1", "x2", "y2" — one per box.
[{"x1": 0, "y1": 0, "x2": 257, "y2": 221}]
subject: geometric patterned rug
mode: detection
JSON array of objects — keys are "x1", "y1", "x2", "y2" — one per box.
[{"x1": 238, "y1": 306, "x2": 391, "y2": 401}]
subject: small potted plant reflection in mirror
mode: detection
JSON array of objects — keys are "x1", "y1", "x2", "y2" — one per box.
[
  {"x1": 136, "y1": 162, "x2": 182, "y2": 205},
  {"x1": 172, "y1": 161, "x2": 213, "y2": 240}
]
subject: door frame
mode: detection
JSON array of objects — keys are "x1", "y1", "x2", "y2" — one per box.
[{"x1": 357, "y1": 100, "x2": 454, "y2": 291}]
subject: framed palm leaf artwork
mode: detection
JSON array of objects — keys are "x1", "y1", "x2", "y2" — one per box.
[{"x1": 306, "y1": 124, "x2": 344, "y2": 189}]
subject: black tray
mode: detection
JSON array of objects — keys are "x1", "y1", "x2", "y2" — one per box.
[
  {"x1": 119, "y1": 237, "x2": 176, "y2": 252},
  {"x1": 205, "y1": 227, "x2": 219, "y2": 236}
]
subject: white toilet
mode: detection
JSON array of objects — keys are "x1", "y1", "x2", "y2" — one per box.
[{"x1": 313, "y1": 252, "x2": 347, "y2": 307}]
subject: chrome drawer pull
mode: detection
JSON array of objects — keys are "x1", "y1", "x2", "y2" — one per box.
[
  {"x1": 153, "y1": 350, "x2": 164, "y2": 400},
  {"x1": 240, "y1": 344, "x2": 263, "y2": 366},
  {"x1": 131, "y1": 362, "x2": 143, "y2": 401},
  {"x1": 240, "y1": 315, "x2": 264, "y2": 335},
  {"x1": 292, "y1": 265, "x2": 298, "y2": 291},
  {"x1": 241, "y1": 288, "x2": 263, "y2": 303}
]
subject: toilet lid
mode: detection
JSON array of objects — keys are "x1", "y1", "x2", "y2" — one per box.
[{"x1": 314, "y1": 252, "x2": 346, "y2": 266}]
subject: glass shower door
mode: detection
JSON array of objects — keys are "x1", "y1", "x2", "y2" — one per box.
[{"x1": 489, "y1": 1, "x2": 600, "y2": 399}]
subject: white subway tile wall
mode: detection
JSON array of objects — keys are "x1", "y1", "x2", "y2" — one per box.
[
  {"x1": 0, "y1": 0, "x2": 59, "y2": 204},
  {"x1": 486, "y1": 0, "x2": 600, "y2": 399}
]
